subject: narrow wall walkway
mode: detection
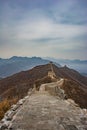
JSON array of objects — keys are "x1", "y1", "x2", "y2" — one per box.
[{"x1": 7, "y1": 91, "x2": 87, "y2": 130}]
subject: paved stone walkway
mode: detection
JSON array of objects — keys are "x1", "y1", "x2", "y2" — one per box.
[{"x1": 8, "y1": 91, "x2": 87, "y2": 130}]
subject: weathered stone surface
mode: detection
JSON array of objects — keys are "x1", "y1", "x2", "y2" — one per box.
[
  {"x1": 39, "y1": 81, "x2": 65, "y2": 99},
  {"x1": 7, "y1": 91, "x2": 87, "y2": 130},
  {"x1": 63, "y1": 124, "x2": 78, "y2": 130}
]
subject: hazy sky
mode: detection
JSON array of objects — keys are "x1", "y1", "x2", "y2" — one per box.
[{"x1": 0, "y1": 0, "x2": 87, "y2": 59}]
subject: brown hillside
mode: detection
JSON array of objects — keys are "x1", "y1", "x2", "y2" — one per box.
[
  {"x1": 0, "y1": 63, "x2": 87, "y2": 107},
  {"x1": 61, "y1": 79, "x2": 87, "y2": 108},
  {"x1": 53, "y1": 64, "x2": 87, "y2": 87},
  {"x1": 0, "y1": 64, "x2": 51, "y2": 100},
  {"x1": 0, "y1": 63, "x2": 87, "y2": 120}
]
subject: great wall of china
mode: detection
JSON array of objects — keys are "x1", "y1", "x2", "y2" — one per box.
[{"x1": 0, "y1": 63, "x2": 87, "y2": 130}]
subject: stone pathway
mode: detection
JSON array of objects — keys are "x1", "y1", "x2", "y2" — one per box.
[
  {"x1": 7, "y1": 91, "x2": 87, "y2": 130},
  {"x1": 0, "y1": 81, "x2": 87, "y2": 130}
]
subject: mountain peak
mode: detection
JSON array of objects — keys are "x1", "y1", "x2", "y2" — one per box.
[
  {"x1": 10, "y1": 56, "x2": 19, "y2": 59},
  {"x1": 31, "y1": 56, "x2": 42, "y2": 60}
]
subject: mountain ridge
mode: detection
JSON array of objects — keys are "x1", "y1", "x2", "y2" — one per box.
[
  {"x1": 0, "y1": 56, "x2": 60, "y2": 78},
  {"x1": 45, "y1": 57, "x2": 87, "y2": 74},
  {"x1": 0, "y1": 63, "x2": 87, "y2": 108}
]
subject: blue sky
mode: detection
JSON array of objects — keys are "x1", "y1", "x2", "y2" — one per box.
[{"x1": 0, "y1": 0, "x2": 87, "y2": 59}]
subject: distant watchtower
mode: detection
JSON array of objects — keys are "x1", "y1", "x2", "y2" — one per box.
[{"x1": 48, "y1": 62, "x2": 56, "y2": 79}]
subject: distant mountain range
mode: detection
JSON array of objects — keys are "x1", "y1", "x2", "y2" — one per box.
[
  {"x1": 45, "y1": 57, "x2": 87, "y2": 75},
  {"x1": 0, "y1": 56, "x2": 87, "y2": 78},
  {"x1": 0, "y1": 56, "x2": 61, "y2": 78}
]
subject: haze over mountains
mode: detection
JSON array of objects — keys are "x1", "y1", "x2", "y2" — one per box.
[
  {"x1": 45, "y1": 57, "x2": 87, "y2": 76},
  {"x1": 0, "y1": 56, "x2": 87, "y2": 78},
  {"x1": 0, "y1": 56, "x2": 60, "y2": 78}
]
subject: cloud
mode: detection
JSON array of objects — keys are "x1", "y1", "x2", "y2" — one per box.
[
  {"x1": 1, "y1": 15, "x2": 86, "y2": 44},
  {"x1": 0, "y1": 0, "x2": 87, "y2": 59},
  {"x1": 50, "y1": 0, "x2": 87, "y2": 25}
]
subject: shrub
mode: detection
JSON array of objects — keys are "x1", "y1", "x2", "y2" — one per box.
[{"x1": 0, "y1": 98, "x2": 18, "y2": 120}]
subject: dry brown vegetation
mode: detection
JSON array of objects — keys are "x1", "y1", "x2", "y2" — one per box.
[
  {"x1": 0, "y1": 98, "x2": 18, "y2": 120},
  {"x1": 61, "y1": 79, "x2": 87, "y2": 108},
  {"x1": 0, "y1": 64, "x2": 52, "y2": 120},
  {"x1": 0, "y1": 63, "x2": 87, "y2": 118},
  {"x1": 53, "y1": 65, "x2": 87, "y2": 87},
  {"x1": 0, "y1": 64, "x2": 51, "y2": 100}
]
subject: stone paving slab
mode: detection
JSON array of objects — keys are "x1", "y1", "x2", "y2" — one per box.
[{"x1": 7, "y1": 92, "x2": 87, "y2": 130}]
